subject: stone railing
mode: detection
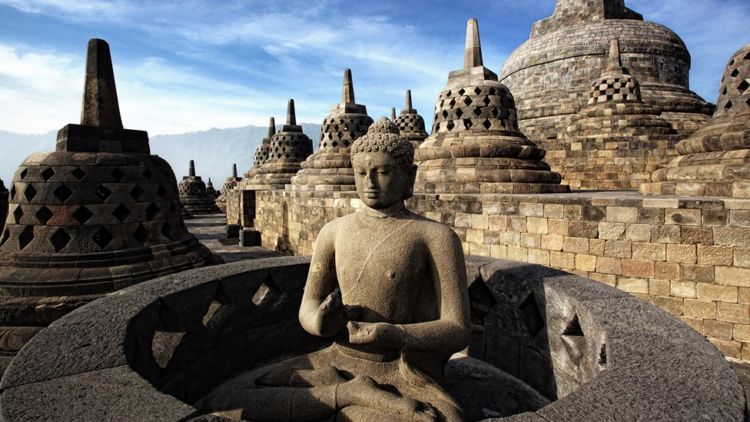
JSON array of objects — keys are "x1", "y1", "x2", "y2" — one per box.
[{"x1": 0, "y1": 256, "x2": 744, "y2": 420}]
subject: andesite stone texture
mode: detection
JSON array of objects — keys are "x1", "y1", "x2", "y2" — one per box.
[
  {"x1": 642, "y1": 43, "x2": 750, "y2": 198},
  {"x1": 205, "y1": 179, "x2": 218, "y2": 199},
  {"x1": 179, "y1": 160, "x2": 221, "y2": 214},
  {"x1": 243, "y1": 99, "x2": 313, "y2": 188},
  {"x1": 500, "y1": 0, "x2": 713, "y2": 147},
  {"x1": 216, "y1": 164, "x2": 240, "y2": 213},
  {"x1": 415, "y1": 18, "x2": 568, "y2": 195},
  {"x1": 0, "y1": 39, "x2": 216, "y2": 374},
  {"x1": 394, "y1": 89, "x2": 429, "y2": 148},
  {"x1": 554, "y1": 39, "x2": 683, "y2": 190},
  {"x1": 290, "y1": 69, "x2": 374, "y2": 191}
]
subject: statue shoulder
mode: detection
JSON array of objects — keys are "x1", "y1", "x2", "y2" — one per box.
[
  {"x1": 318, "y1": 212, "x2": 358, "y2": 237},
  {"x1": 412, "y1": 216, "x2": 461, "y2": 244}
]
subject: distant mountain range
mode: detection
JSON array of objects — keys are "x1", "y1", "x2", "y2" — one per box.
[{"x1": 0, "y1": 124, "x2": 321, "y2": 188}]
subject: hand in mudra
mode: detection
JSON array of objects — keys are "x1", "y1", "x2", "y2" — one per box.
[{"x1": 347, "y1": 321, "x2": 405, "y2": 348}]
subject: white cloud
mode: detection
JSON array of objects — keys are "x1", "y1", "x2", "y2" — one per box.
[{"x1": 0, "y1": 0, "x2": 133, "y2": 21}]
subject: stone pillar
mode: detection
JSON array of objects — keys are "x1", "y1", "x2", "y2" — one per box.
[{"x1": 415, "y1": 19, "x2": 568, "y2": 195}]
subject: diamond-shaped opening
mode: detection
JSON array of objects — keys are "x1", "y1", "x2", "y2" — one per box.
[
  {"x1": 455, "y1": 109, "x2": 464, "y2": 118},
  {"x1": 161, "y1": 222, "x2": 173, "y2": 240},
  {"x1": 474, "y1": 87, "x2": 482, "y2": 95},
  {"x1": 0, "y1": 229, "x2": 9, "y2": 246},
  {"x1": 133, "y1": 224, "x2": 148, "y2": 244},
  {"x1": 49, "y1": 228, "x2": 71, "y2": 252},
  {"x1": 468, "y1": 279, "x2": 497, "y2": 324},
  {"x1": 738, "y1": 80, "x2": 749, "y2": 92},
  {"x1": 482, "y1": 119, "x2": 492, "y2": 129},
  {"x1": 72, "y1": 167, "x2": 87, "y2": 180},
  {"x1": 463, "y1": 97, "x2": 473, "y2": 106},
  {"x1": 151, "y1": 330, "x2": 186, "y2": 369},
  {"x1": 251, "y1": 279, "x2": 282, "y2": 307},
  {"x1": 473, "y1": 107, "x2": 482, "y2": 117},
  {"x1": 73, "y1": 206, "x2": 93, "y2": 224},
  {"x1": 92, "y1": 227, "x2": 113, "y2": 249},
  {"x1": 41, "y1": 168, "x2": 55, "y2": 182},
  {"x1": 13, "y1": 206, "x2": 23, "y2": 224},
  {"x1": 445, "y1": 90, "x2": 452, "y2": 97},
  {"x1": 731, "y1": 68, "x2": 739, "y2": 78},
  {"x1": 35, "y1": 206, "x2": 53, "y2": 224},
  {"x1": 463, "y1": 119, "x2": 473, "y2": 130},
  {"x1": 483, "y1": 96, "x2": 491, "y2": 106},
  {"x1": 563, "y1": 314, "x2": 584, "y2": 337},
  {"x1": 19, "y1": 169, "x2": 29, "y2": 180},
  {"x1": 489, "y1": 87, "x2": 497, "y2": 95},
  {"x1": 458, "y1": 88, "x2": 465, "y2": 96},
  {"x1": 491, "y1": 107, "x2": 500, "y2": 118},
  {"x1": 24, "y1": 185, "x2": 37, "y2": 201},
  {"x1": 745, "y1": 52, "x2": 750, "y2": 61},
  {"x1": 9, "y1": 185, "x2": 15, "y2": 200},
  {"x1": 143, "y1": 168, "x2": 153, "y2": 180},
  {"x1": 111, "y1": 168, "x2": 125, "y2": 182},
  {"x1": 53, "y1": 185, "x2": 73, "y2": 203},
  {"x1": 95, "y1": 185, "x2": 112, "y2": 201},
  {"x1": 130, "y1": 185, "x2": 145, "y2": 201},
  {"x1": 519, "y1": 292, "x2": 545, "y2": 337},
  {"x1": 446, "y1": 121, "x2": 455, "y2": 131},
  {"x1": 18, "y1": 226, "x2": 34, "y2": 250},
  {"x1": 146, "y1": 203, "x2": 160, "y2": 220},
  {"x1": 725, "y1": 100, "x2": 734, "y2": 111},
  {"x1": 112, "y1": 204, "x2": 131, "y2": 223}
]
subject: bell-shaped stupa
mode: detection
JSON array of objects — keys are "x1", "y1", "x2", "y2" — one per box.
[
  {"x1": 243, "y1": 99, "x2": 313, "y2": 187},
  {"x1": 291, "y1": 69, "x2": 373, "y2": 191},
  {"x1": 555, "y1": 39, "x2": 683, "y2": 190},
  {"x1": 500, "y1": 0, "x2": 713, "y2": 144},
  {"x1": 240, "y1": 117, "x2": 276, "y2": 189},
  {"x1": 642, "y1": 44, "x2": 750, "y2": 198},
  {"x1": 216, "y1": 163, "x2": 240, "y2": 212},
  {"x1": 206, "y1": 178, "x2": 218, "y2": 199},
  {"x1": 0, "y1": 39, "x2": 217, "y2": 372},
  {"x1": 415, "y1": 19, "x2": 568, "y2": 194},
  {"x1": 178, "y1": 160, "x2": 221, "y2": 213},
  {"x1": 394, "y1": 89, "x2": 429, "y2": 148}
]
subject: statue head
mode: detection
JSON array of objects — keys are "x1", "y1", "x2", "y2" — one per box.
[{"x1": 351, "y1": 118, "x2": 416, "y2": 209}]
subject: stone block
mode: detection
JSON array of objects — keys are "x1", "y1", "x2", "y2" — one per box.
[
  {"x1": 666, "y1": 244, "x2": 697, "y2": 264},
  {"x1": 467, "y1": 228, "x2": 485, "y2": 244},
  {"x1": 604, "y1": 240, "x2": 631, "y2": 259},
  {"x1": 543, "y1": 204, "x2": 564, "y2": 219},
  {"x1": 575, "y1": 254, "x2": 597, "y2": 272},
  {"x1": 471, "y1": 214, "x2": 489, "y2": 230},
  {"x1": 733, "y1": 324, "x2": 750, "y2": 343},
  {"x1": 527, "y1": 217, "x2": 548, "y2": 234},
  {"x1": 622, "y1": 259, "x2": 655, "y2": 279},
  {"x1": 714, "y1": 227, "x2": 750, "y2": 247},
  {"x1": 239, "y1": 229, "x2": 261, "y2": 247},
  {"x1": 681, "y1": 264, "x2": 715, "y2": 283},
  {"x1": 730, "y1": 210, "x2": 750, "y2": 228},
  {"x1": 548, "y1": 219, "x2": 569, "y2": 236},
  {"x1": 649, "y1": 279, "x2": 670, "y2": 296},
  {"x1": 671, "y1": 281, "x2": 696, "y2": 298},
  {"x1": 739, "y1": 288, "x2": 750, "y2": 304},
  {"x1": 617, "y1": 277, "x2": 648, "y2": 294},
  {"x1": 599, "y1": 222, "x2": 626, "y2": 240},
  {"x1": 527, "y1": 249, "x2": 550, "y2": 266},
  {"x1": 665, "y1": 209, "x2": 701, "y2": 226},
  {"x1": 716, "y1": 266, "x2": 750, "y2": 288},
  {"x1": 698, "y1": 245, "x2": 734, "y2": 266},
  {"x1": 521, "y1": 233, "x2": 541, "y2": 249},
  {"x1": 654, "y1": 296, "x2": 683, "y2": 315},
  {"x1": 702, "y1": 209, "x2": 729, "y2": 226},
  {"x1": 735, "y1": 248, "x2": 750, "y2": 268},
  {"x1": 606, "y1": 206, "x2": 638, "y2": 223},
  {"x1": 684, "y1": 299, "x2": 717, "y2": 320},
  {"x1": 708, "y1": 338, "x2": 742, "y2": 360},
  {"x1": 632, "y1": 242, "x2": 666, "y2": 261},
  {"x1": 541, "y1": 234, "x2": 563, "y2": 251},
  {"x1": 549, "y1": 251, "x2": 575, "y2": 270},
  {"x1": 717, "y1": 303, "x2": 750, "y2": 324},
  {"x1": 563, "y1": 237, "x2": 589, "y2": 254},
  {"x1": 589, "y1": 239, "x2": 605, "y2": 256},
  {"x1": 626, "y1": 224, "x2": 652, "y2": 242},
  {"x1": 655, "y1": 262, "x2": 680, "y2": 281},
  {"x1": 596, "y1": 257, "x2": 622, "y2": 275},
  {"x1": 704, "y1": 320, "x2": 733, "y2": 340},
  {"x1": 680, "y1": 227, "x2": 713, "y2": 245},
  {"x1": 568, "y1": 221, "x2": 598, "y2": 238},
  {"x1": 651, "y1": 225, "x2": 681, "y2": 244},
  {"x1": 454, "y1": 213, "x2": 472, "y2": 228},
  {"x1": 519, "y1": 203, "x2": 544, "y2": 217}
]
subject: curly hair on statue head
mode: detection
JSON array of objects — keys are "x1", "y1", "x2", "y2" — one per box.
[{"x1": 351, "y1": 118, "x2": 414, "y2": 170}]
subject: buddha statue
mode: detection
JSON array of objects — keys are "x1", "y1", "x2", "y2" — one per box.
[{"x1": 203, "y1": 118, "x2": 470, "y2": 421}]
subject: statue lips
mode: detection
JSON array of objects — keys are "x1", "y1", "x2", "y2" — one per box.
[{"x1": 364, "y1": 191, "x2": 380, "y2": 199}]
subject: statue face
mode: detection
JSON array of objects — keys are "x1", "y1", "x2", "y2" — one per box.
[{"x1": 353, "y1": 152, "x2": 415, "y2": 209}]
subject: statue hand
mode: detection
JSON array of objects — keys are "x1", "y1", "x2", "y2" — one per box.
[
  {"x1": 318, "y1": 289, "x2": 347, "y2": 335},
  {"x1": 347, "y1": 321, "x2": 404, "y2": 348}
]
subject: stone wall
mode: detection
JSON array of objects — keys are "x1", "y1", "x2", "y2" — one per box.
[{"x1": 254, "y1": 188, "x2": 750, "y2": 361}]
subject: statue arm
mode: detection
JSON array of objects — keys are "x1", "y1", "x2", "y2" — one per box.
[
  {"x1": 398, "y1": 228, "x2": 471, "y2": 353},
  {"x1": 299, "y1": 223, "x2": 343, "y2": 337}
]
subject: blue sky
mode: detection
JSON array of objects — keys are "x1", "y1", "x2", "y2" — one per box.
[{"x1": 0, "y1": 0, "x2": 748, "y2": 136}]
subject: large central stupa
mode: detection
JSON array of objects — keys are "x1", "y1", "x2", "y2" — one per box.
[{"x1": 499, "y1": 0, "x2": 713, "y2": 145}]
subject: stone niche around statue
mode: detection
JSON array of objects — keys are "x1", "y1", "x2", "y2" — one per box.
[
  {"x1": 415, "y1": 18, "x2": 569, "y2": 195},
  {"x1": 642, "y1": 43, "x2": 750, "y2": 198}
]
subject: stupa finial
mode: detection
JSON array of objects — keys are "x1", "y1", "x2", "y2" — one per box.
[
  {"x1": 189, "y1": 160, "x2": 196, "y2": 177},
  {"x1": 287, "y1": 99, "x2": 297, "y2": 126},
  {"x1": 464, "y1": 18, "x2": 483, "y2": 69},
  {"x1": 232, "y1": 163, "x2": 237, "y2": 178},
  {"x1": 81, "y1": 38, "x2": 123, "y2": 129},
  {"x1": 405, "y1": 90, "x2": 413, "y2": 110},
  {"x1": 267, "y1": 117, "x2": 276, "y2": 138},
  {"x1": 342, "y1": 69, "x2": 355, "y2": 104},
  {"x1": 391, "y1": 107, "x2": 397, "y2": 120},
  {"x1": 607, "y1": 38, "x2": 623, "y2": 71}
]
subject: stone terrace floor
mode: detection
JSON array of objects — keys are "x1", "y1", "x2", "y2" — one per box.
[
  {"x1": 185, "y1": 213, "x2": 281, "y2": 263},
  {"x1": 185, "y1": 213, "x2": 750, "y2": 411}
]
